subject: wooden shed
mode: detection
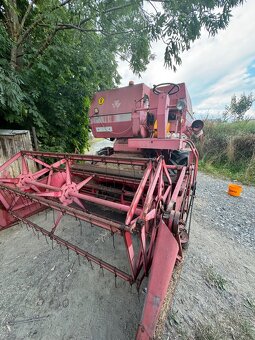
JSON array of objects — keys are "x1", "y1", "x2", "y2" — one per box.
[{"x1": 0, "y1": 129, "x2": 36, "y2": 177}]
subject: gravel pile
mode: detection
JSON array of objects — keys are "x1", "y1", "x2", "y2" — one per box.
[{"x1": 194, "y1": 172, "x2": 255, "y2": 250}]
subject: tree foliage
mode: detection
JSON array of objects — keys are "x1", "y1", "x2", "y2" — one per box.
[
  {"x1": 0, "y1": 0, "x2": 245, "y2": 152},
  {"x1": 223, "y1": 93, "x2": 254, "y2": 121}
]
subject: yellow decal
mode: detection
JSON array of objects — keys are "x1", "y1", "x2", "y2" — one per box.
[{"x1": 98, "y1": 97, "x2": 105, "y2": 105}]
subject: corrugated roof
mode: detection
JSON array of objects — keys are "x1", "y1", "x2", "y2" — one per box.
[{"x1": 0, "y1": 129, "x2": 29, "y2": 136}]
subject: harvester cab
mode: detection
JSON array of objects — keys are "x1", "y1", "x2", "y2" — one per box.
[
  {"x1": 0, "y1": 82, "x2": 201, "y2": 339},
  {"x1": 89, "y1": 82, "x2": 202, "y2": 162}
]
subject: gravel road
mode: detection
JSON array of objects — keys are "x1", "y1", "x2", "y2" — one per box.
[
  {"x1": 165, "y1": 172, "x2": 255, "y2": 340},
  {"x1": 0, "y1": 145, "x2": 254, "y2": 339},
  {"x1": 194, "y1": 173, "x2": 255, "y2": 250}
]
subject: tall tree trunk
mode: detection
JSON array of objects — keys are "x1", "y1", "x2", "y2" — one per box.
[{"x1": 5, "y1": 0, "x2": 21, "y2": 69}]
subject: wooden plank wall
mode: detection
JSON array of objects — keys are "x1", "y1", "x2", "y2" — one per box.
[{"x1": 0, "y1": 131, "x2": 37, "y2": 177}]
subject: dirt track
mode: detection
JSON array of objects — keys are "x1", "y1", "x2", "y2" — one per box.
[
  {"x1": 0, "y1": 210, "x2": 146, "y2": 340},
  {"x1": 0, "y1": 163, "x2": 255, "y2": 339}
]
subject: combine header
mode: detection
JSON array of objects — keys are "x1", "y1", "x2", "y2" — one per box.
[{"x1": 0, "y1": 82, "x2": 203, "y2": 339}]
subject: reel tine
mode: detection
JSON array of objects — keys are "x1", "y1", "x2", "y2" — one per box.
[
  {"x1": 74, "y1": 212, "x2": 78, "y2": 222},
  {"x1": 59, "y1": 243, "x2": 64, "y2": 254},
  {"x1": 87, "y1": 257, "x2": 93, "y2": 270},
  {"x1": 99, "y1": 262, "x2": 104, "y2": 277},
  {"x1": 136, "y1": 282, "x2": 141, "y2": 302},
  {"x1": 67, "y1": 247, "x2": 70, "y2": 261},
  {"x1": 77, "y1": 253, "x2": 81, "y2": 266},
  {"x1": 51, "y1": 238, "x2": 54, "y2": 250},
  {"x1": 129, "y1": 282, "x2": 133, "y2": 293},
  {"x1": 52, "y1": 208, "x2": 55, "y2": 224},
  {"x1": 112, "y1": 233, "x2": 115, "y2": 249},
  {"x1": 118, "y1": 161, "x2": 120, "y2": 176},
  {"x1": 44, "y1": 235, "x2": 49, "y2": 245},
  {"x1": 114, "y1": 271, "x2": 117, "y2": 288},
  {"x1": 110, "y1": 226, "x2": 115, "y2": 250},
  {"x1": 79, "y1": 219, "x2": 83, "y2": 236}
]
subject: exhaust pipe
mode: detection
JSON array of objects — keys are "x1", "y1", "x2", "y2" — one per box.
[{"x1": 191, "y1": 120, "x2": 204, "y2": 139}]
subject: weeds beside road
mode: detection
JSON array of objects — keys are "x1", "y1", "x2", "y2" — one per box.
[{"x1": 197, "y1": 120, "x2": 255, "y2": 184}]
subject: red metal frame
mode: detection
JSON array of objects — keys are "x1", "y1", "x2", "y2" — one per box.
[
  {"x1": 0, "y1": 81, "x2": 201, "y2": 339},
  {"x1": 0, "y1": 145, "x2": 197, "y2": 339}
]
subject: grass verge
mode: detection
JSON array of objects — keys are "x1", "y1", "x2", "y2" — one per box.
[{"x1": 196, "y1": 120, "x2": 255, "y2": 185}]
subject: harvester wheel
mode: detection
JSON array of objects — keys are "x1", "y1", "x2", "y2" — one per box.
[
  {"x1": 179, "y1": 229, "x2": 189, "y2": 249},
  {"x1": 169, "y1": 150, "x2": 189, "y2": 166},
  {"x1": 96, "y1": 147, "x2": 114, "y2": 156}
]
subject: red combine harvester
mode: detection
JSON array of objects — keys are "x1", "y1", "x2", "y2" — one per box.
[{"x1": 0, "y1": 82, "x2": 203, "y2": 339}]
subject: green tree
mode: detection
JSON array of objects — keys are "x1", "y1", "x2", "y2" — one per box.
[
  {"x1": 0, "y1": 0, "x2": 245, "y2": 72},
  {"x1": 0, "y1": 0, "x2": 246, "y2": 152},
  {"x1": 223, "y1": 93, "x2": 254, "y2": 121}
]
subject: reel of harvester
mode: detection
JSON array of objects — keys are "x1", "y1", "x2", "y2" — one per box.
[{"x1": 0, "y1": 81, "x2": 202, "y2": 339}]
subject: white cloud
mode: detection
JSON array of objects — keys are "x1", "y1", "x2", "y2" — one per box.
[
  {"x1": 196, "y1": 63, "x2": 255, "y2": 118},
  {"x1": 118, "y1": 0, "x2": 255, "y2": 118}
]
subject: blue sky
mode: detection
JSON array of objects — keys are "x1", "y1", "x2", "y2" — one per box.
[{"x1": 118, "y1": 0, "x2": 255, "y2": 119}]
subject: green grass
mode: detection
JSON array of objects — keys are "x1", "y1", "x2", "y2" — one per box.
[
  {"x1": 199, "y1": 159, "x2": 254, "y2": 185},
  {"x1": 194, "y1": 324, "x2": 222, "y2": 340},
  {"x1": 203, "y1": 120, "x2": 255, "y2": 136},
  {"x1": 203, "y1": 265, "x2": 227, "y2": 291},
  {"x1": 244, "y1": 298, "x2": 255, "y2": 315},
  {"x1": 193, "y1": 319, "x2": 255, "y2": 340},
  {"x1": 197, "y1": 120, "x2": 255, "y2": 185}
]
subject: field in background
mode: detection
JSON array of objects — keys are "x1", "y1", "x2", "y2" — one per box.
[{"x1": 197, "y1": 120, "x2": 255, "y2": 184}]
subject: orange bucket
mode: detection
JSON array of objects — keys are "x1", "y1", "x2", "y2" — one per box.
[{"x1": 228, "y1": 183, "x2": 242, "y2": 197}]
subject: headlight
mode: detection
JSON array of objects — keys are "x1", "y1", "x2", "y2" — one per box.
[{"x1": 176, "y1": 99, "x2": 186, "y2": 111}]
